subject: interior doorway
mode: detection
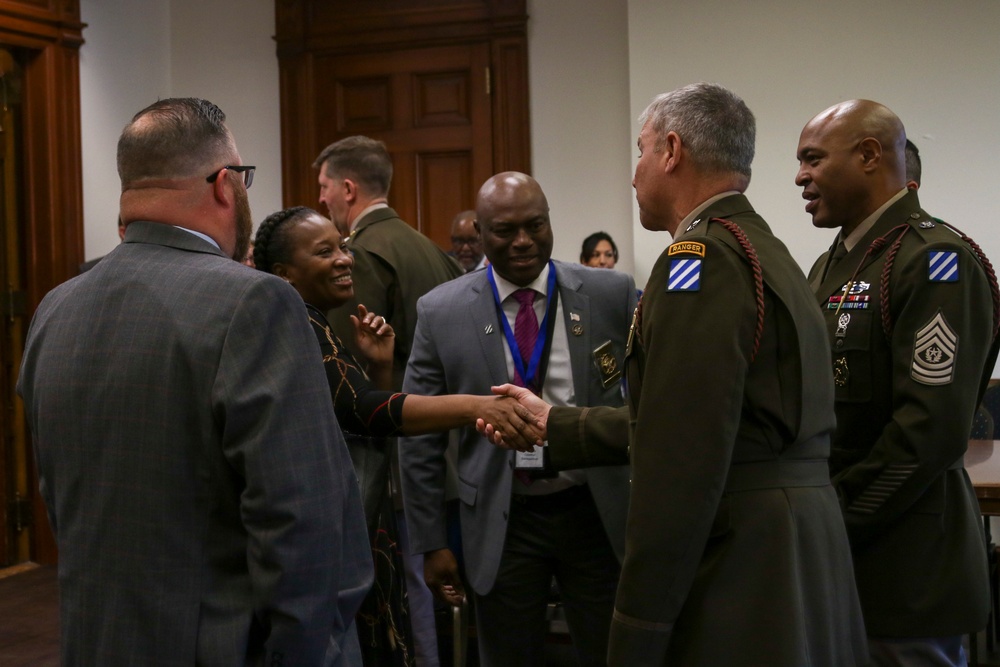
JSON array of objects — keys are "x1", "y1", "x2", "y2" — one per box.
[
  {"x1": 276, "y1": 0, "x2": 531, "y2": 249},
  {"x1": 312, "y1": 42, "x2": 495, "y2": 248}
]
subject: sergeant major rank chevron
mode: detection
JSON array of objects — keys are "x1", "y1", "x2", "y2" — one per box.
[{"x1": 911, "y1": 310, "x2": 958, "y2": 385}]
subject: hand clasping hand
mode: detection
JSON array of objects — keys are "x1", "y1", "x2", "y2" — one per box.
[{"x1": 475, "y1": 384, "x2": 550, "y2": 451}]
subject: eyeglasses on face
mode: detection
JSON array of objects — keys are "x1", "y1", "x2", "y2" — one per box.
[{"x1": 206, "y1": 165, "x2": 256, "y2": 189}]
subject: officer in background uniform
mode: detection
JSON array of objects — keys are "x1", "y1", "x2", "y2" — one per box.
[{"x1": 798, "y1": 99, "x2": 1000, "y2": 666}]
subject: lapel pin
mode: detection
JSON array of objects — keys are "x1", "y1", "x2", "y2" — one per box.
[
  {"x1": 572, "y1": 324, "x2": 584, "y2": 336},
  {"x1": 570, "y1": 312, "x2": 580, "y2": 322},
  {"x1": 484, "y1": 324, "x2": 494, "y2": 335}
]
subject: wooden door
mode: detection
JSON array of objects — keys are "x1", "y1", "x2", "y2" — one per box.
[
  {"x1": 276, "y1": 0, "x2": 530, "y2": 251},
  {"x1": 313, "y1": 44, "x2": 493, "y2": 248}
]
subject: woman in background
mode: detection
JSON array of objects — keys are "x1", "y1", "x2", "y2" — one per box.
[
  {"x1": 254, "y1": 206, "x2": 534, "y2": 667},
  {"x1": 580, "y1": 231, "x2": 618, "y2": 269}
]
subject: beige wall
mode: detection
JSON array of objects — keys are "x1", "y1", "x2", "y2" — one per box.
[
  {"x1": 78, "y1": 0, "x2": 1000, "y2": 378},
  {"x1": 625, "y1": 0, "x2": 1000, "y2": 285},
  {"x1": 79, "y1": 0, "x2": 280, "y2": 261}
]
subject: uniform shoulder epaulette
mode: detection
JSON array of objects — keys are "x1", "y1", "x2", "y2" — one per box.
[
  {"x1": 870, "y1": 213, "x2": 1000, "y2": 340},
  {"x1": 695, "y1": 218, "x2": 766, "y2": 362}
]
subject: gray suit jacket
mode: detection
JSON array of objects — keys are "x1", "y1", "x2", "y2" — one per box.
[
  {"x1": 399, "y1": 260, "x2": 636, "y2": 594},
  {"x1": 18, "y1": 222, "x2": 372, "y2": 666}
]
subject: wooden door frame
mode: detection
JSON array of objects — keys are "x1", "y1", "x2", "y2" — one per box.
[
  {"x1": 275, "y1": 0, "x2": 530, "y2": 209},
  {"x1": 0, "y1": 0, "x2": 86, "y2": 564}
]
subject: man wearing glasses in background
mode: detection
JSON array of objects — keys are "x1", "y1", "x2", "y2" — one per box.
[
  {"x1": 450, "y1": 209, "x2": 487, "y2": 272},
  {"x1": 18, "y1": 98, "x2": 371, "y2": 665}
]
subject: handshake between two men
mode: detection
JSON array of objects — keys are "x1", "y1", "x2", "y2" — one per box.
[{"x1": 478, "y1": 385, "x2": 631, "y2": 467}]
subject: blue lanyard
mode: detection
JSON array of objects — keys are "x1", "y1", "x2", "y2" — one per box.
[{"x1": 487, "y1": 262, "x2": 557, "y2": 390}]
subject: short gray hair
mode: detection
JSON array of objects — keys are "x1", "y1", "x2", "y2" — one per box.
[{"x1": 639, "y1": 83, "x2": 755, "y2": 179}]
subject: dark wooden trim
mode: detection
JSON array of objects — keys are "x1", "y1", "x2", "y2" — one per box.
[
  {"x1": 0, "y1": 0, "x2": 84, "y2": 565},
  {"x1": 490, "y1": 35, "x2": 530, "y2": 174}
]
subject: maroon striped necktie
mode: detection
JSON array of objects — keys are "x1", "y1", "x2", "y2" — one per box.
[{"x1": 512, "y1": 288, "x2": 538, "y2": 386}]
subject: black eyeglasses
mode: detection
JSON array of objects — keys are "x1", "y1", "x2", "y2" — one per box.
[{"x1": 206, "y1": 165, "x2": 255, "y2": 189}]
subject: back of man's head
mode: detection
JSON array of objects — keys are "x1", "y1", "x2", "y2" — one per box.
[
  {"x1": 904, "y1": 138, "x2": 921, "y2": 188},
  {"x1": 639, "y1": 82, "x2": 755, "y2": 180},
  {"x1": 313, "y1": 135, "x2": 393, "y2": 199},
  {"x1": 117, "y1": 98, "x2": 235, "y2": 189}
]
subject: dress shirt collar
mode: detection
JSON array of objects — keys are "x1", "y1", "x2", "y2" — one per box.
[
  {"x1": 350, "y1": 201, "x2": 389, "y2": 233},
  {"x1": 840, "y1": 188, "x2": 908, "y2": 251},
  {"x1": 676, "y1": 191, "x2": 742, "y2": 237},
  {"x1": 493, "y1": 262, "x2": 551, "y2": 303},
  {"x1": 173, "y1": 225, "x2": 220, "y2": 250}
]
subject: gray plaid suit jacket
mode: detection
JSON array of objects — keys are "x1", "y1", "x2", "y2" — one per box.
[
  {"x1": 18, "y1": 222, "x2": 371, "y2": 666},
  {"x1": 399, "y1": 260, "x2": 635, "y2": 594}
]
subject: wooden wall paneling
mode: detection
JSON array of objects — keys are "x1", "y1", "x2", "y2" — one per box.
[
  {"x1": 490, "y1": 35, "x2": 530, "y2": 174},
  {"x1": 0, "y1": 0, "x2": 84, "y2": 566},
  {"x1": 416, "y1": 150, "x2": 473, "y2": 248},
  {"x1": 278, "y1": 50, "x2": 319, "y2": 210},
  {"x1": 276, "y1": 0, "x2": 528, "y2": 247}
]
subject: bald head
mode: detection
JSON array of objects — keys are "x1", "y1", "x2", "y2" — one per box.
[
  {"x1": 475, "y1": 172, "x2": 553, "y2": 286},
  {"x1": 476, "y1": 172, "x2": 548, "y2": 218},
  {"x1": 796, "y1": 100, "x2": 908, "y2": 233},
  {"x1": 807, "y1": 100, "x2": 906, "y2": 179}
]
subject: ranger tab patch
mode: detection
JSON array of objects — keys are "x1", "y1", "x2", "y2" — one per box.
[
  {"x1": 928, "y1": 251, "x2": 958, "y2": 282},
  {"x1": 911, "y1": 311, "x2": 957, "y2": 385},
  {"x1": 667, "y1": 258, "x2": 701, "y2": 292},
  {"x1": 668, "y1": 241, "x2": 706, "y2": 257}
]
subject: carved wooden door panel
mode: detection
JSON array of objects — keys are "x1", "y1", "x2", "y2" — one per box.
[
  {"x1": 312, "y1": 43, "x2": 494, "y2": 249},
  {"x1": 276, "y1": 0, "x2": 530, "y2": 253}
]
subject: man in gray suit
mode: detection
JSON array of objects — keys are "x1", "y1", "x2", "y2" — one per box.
[
  {"x1": 400, "y1": 172, "x2": 636, "y2": 666},
  {"x1": 17, "y1": 98, "x2": 371, "y2": 666}
]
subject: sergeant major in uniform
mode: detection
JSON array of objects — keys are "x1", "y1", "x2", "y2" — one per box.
[{"x1": 798, "y1": 99, "x2": 1000, "y2": 667}]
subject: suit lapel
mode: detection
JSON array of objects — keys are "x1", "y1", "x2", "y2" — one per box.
[
  {"x1": 555, "y1": 264, "x2": 591, "y2": 405},
  {"x1": 471, "y1": 274, "x2": 512, "y2": 386}
]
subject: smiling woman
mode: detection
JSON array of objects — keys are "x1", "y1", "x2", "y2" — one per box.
[{"x1": 252, "y1": 207, "x2": 542, "y2": 663}]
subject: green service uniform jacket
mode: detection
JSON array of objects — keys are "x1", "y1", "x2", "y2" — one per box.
[
  {"x1": 552, "y1": 194, "x2": 867, "y2": 666},
  {"x1": 329, "y1": 207, "x2": 463, "y2": 390},
  {"x1": 808, "y1": 189, "x2": 998, "y2": 637}
]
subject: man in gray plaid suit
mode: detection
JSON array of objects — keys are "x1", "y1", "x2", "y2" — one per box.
[{"x1": 17, "y1": 98, "x2": 371, "y2": 666}]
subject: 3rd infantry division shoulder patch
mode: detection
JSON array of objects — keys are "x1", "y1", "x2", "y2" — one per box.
[
  {"x1": 928, "y1": 251, "x2": 959, "y2": 283},
  {"x1": 667, "y1": 258, "x2": 701, "y2": 292}
]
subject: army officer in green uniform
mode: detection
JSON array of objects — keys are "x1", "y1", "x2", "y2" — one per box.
[
  {"x1": 797, "y1": 99, "x2": 1000, "y2": 666},
  {"x1": 481, "y1": 83, "x2": 867, "y2": 667}
]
